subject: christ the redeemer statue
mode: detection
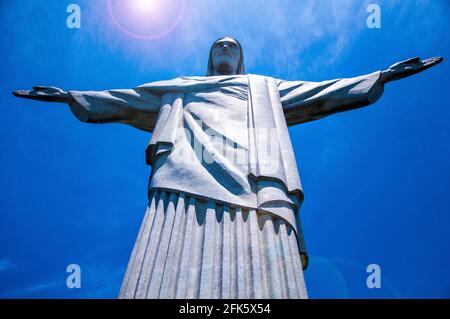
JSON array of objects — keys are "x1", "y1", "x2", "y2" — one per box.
[{"x1": 13, "y1": 37, "x2": 442, "y2": 299}]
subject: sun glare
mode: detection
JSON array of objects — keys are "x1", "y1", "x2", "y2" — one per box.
[
  {"x1": 108, "y1": 0, "x2": 186, "y2": 40},
  {"x1": 132, "y1": 0, "x2": 158, "y2": 15}
]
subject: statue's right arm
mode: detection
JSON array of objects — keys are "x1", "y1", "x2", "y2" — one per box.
[{"x1": 13, "y1": 86, "x2": 162, "y2": 132}]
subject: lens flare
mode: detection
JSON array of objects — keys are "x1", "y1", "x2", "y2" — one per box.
[
  {"x1": 108, "y1": 0, "x2": 185, "y2": 40},
  {"x1": 131, "y1": 0, "x2": 158, "y2": 15}
]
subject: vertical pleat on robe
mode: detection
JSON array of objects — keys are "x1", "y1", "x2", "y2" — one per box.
[{"x1": 119, "y1": 189, "x2": 308, "y2": 299}]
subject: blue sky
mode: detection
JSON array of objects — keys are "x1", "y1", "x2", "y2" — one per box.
[{"x1": 0, "y1": 0, "x2": 449, "y2": 298}]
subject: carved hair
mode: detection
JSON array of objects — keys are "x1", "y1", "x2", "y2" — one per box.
[{"x1": 206, "y1": 37, "x2": 245, "y2": 76}]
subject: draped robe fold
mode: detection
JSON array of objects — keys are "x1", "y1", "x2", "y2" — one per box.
[{"x1": 68, "y1": 71, "x2": 384, "y2": 298}]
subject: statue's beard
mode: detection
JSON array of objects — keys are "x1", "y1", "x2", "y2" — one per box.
[{"x1": 214, "y1": 62, "x2": 237, "y2": 75}]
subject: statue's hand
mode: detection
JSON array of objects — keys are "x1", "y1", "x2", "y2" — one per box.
[
  {"x1": 380, "y1": 56, "x2": 443, "y2": 84},
  {"x1": 13, "y1": 86, "x2": 73, "y2": 103}
]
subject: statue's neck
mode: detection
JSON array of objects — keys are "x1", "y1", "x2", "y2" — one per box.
[{"x1": 213, "y1": 63, "x2": 238, "y2": 76}]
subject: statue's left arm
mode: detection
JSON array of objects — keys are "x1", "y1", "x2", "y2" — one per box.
[{"x1": 279, "y1": 57, "x2": 443, "y2": 126}]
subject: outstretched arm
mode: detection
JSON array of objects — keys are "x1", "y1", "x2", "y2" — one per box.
[
  {"x1": 13, "y1": 85, "x2": 163, "y2": 132},
  {"x1": 279, "y1": 56, "x2": 443, "y2": 126}
]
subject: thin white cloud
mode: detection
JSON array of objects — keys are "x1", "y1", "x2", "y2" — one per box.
[{"x1": 68, "y1": 0, "x2": 373, "y2": 80}]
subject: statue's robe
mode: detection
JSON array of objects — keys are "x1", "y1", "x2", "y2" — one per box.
[{"x1": 68, "y1": 72, "x2": 384, "y2": 299}]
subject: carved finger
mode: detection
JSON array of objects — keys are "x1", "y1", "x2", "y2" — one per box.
[
  {"x1": 423, "y1": 57, "x2": 444, "y2": 66},
  {"x1": 13, "y1": 90, "x2": 31, "y2": 97},
  {"x1": 12, "y1": 90, "x2": 45, "y2": 100},
  {"x1": 415, "y1": 58, "x2": 444, "y2": 73},
  {"x1": 403, "y1": 57, "x2": 421, "y2": 64},
  {"x1": 33, "y1": 86, "x2": 49, "y2": 91}
]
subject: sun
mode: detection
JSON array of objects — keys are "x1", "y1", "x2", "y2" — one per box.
[
  {"x1": 108, "y1": 0, "x2": 186, "y2": 40},
  {"x1": 131, "y1": 0, "x2": 158, "y2": 15}
]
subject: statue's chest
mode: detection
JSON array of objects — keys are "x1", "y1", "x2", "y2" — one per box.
[{"x1": 183, "y1": 85, "x2": 249, "y2": 127}]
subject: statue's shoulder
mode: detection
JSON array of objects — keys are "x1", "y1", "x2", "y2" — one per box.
[
  {"x1": 142, "y1": 75, "x2": 245, "y2": 85},
  {"x1": 180, "y1": 74, "x2": 247, "y2": 81},
  {"x1": 245, "y1": 74, "x2": 286, "y2": 87},
  {"x1": 138, "y1": 76, "x2": 194, "y2": 89},
  {"x1": 177, "y1": 75, "x2": 250, "y2": 87},
  {"x1": 138, "y1": 74, "x2": 286, "y2": 92},
  {"x1": 164, "y1": 74, "x2": 279, "y2": 82}
]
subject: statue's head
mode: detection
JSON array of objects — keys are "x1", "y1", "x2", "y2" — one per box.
[{"x1": 206, "y1": 37, "x2": 245, "y2": 76}]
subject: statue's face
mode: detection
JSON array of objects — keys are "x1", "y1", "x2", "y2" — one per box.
[{"x1": 211, "y1": 37, "x2": 241, "y2": 75}]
